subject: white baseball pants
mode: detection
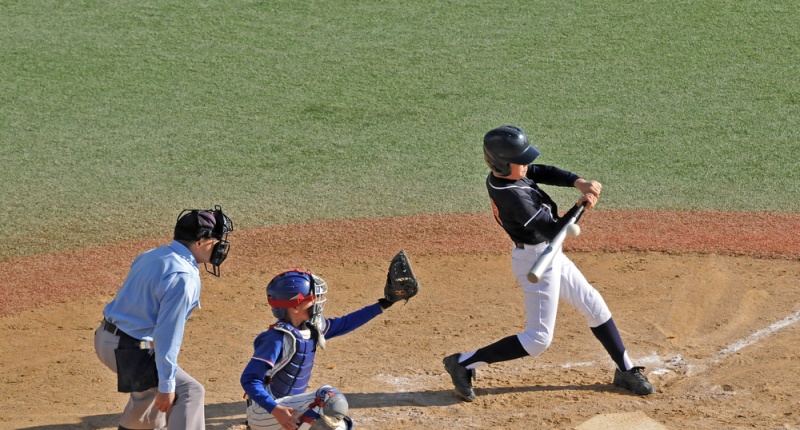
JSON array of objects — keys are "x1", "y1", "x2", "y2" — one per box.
[{"x1": 510, "y1": 243, "x2": 612, "y2": 356}]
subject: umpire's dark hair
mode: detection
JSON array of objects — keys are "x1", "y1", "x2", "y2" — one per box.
[{"x1": 174, "y1": 210, "x2": 217, "y2": 242}]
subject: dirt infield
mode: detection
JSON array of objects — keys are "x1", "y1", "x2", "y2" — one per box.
[{"x1": 1, "y1": 210, "x2": 799, "y2": 429}]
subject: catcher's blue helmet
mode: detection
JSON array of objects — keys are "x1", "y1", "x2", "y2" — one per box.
[
  {"x1": 483, "y1": 125, "x2": 540, "y2": 176},
  {"x1": 266, "y1": 270, "x2": 328, "y2": 320}
]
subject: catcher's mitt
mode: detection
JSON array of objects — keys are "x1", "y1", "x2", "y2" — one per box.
[{"x1": 381, "y1": 250, "x2": 419, "y2": 307}]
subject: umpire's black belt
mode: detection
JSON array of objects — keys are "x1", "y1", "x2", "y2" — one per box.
[{"x1": 102, "y1": 319, "x2": 152, "y2": 349}]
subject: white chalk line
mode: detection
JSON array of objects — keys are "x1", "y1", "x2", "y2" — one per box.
[
  {"x1": 365, "y1": 314, "x2": 800, "y2": 430},
  {"x1": 376, "y1": 309, "x2": 800, "y2": 391},
  {"x1": 718, "y1": 309, "x2": 800, "y2": 357}
]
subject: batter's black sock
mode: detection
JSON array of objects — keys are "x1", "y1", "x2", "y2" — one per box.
[
  {"x1": 460, "y1": 335, "x2": 529, "y2": 367},
  {"x1": 591, "y1": 318, "x2": 628, "y2": 371}
]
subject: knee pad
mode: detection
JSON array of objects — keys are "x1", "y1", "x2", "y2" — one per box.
[
  {"x1": 518, "y1": 330, "x2": 554, "y2": 357},
  {"x1": 304, "y1": 385, "x2": 351, "y2": 430}
]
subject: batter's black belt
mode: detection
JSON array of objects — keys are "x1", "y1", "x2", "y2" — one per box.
[{"x1": 515, "y1": 242, "x2": 544, "y2": 249}]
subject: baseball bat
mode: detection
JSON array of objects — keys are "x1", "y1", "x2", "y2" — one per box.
[{"x1": 526, "y1": 202, "x2": 587, "y2": 283}]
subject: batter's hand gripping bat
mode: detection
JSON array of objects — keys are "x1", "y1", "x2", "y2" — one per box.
[{"x1": 527, "y1": 202, "x2": 587, "y2": 283}]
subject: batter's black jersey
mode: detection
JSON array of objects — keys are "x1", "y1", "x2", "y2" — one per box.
[{"x1": 486, "y1": 164, "x2": 582, "y2": 245}]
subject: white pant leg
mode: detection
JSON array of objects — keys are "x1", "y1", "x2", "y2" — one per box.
[
  {"x1": 558, "y1": 255, "x2": 612, "y2": 328},
  {"x1": 511, "y1": 244, "x2": 562, "y2": 357},
  {"x1": 510, "y1": 244, "x2": 613, "y2": 356}
]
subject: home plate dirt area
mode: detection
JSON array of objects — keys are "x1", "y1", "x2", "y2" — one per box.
[{"x1": 1, "y1": 211, "x2": 798, "y2": 429}]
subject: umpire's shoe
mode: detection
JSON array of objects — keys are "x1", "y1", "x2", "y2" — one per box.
[
  {"x1": 443, "y1": 354, "x2": 476, "y2": 402},
  {"x1": 613, "y1": 366, "x2": 656, "y2": 395}
]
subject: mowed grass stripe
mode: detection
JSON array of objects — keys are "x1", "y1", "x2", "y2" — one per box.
[{"x1": 1, "y1": 1, "x2": 798, "y2": 260}]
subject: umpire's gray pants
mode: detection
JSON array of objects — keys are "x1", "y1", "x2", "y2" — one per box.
[{"x1": 94, "y1": 323, "x2": 205, "y2": 430}]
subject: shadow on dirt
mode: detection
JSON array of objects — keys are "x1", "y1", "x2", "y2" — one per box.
[
  {"x1": 15, "y1": 402, "x2": 246, "y2": 430},
  {"x1": 478, "y1": 382, "x2": 615, "y2": 397},
  {"x1": 15, "y1": 384, "x2": 617, "y2": 429},
  {"x1": 346, "y1": 383, "x2": 614, "y2": 408}
]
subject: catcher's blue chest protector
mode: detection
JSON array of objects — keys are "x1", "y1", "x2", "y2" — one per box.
[{"x1": 268, "y1": 322, "x2": 317, "y2": 398}]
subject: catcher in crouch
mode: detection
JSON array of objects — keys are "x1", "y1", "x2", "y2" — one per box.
[{"x1": 240, "y1": 251, "x2": 418, "y2": 430}]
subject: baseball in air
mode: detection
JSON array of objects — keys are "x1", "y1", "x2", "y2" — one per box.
[{"x1": 566, "y1": 224, "x2": 581, "y2": 238}]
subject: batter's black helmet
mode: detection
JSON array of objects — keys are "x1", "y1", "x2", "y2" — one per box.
[{"x1": 483, "y1": 125, "x2": 540, "y2": 176}]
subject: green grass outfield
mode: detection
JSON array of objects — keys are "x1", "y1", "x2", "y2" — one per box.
[{"x1": 1, "y1": 1, "x2": 798, "y2": 261}]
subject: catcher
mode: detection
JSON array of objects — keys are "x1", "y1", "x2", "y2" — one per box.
[{"x1": 240, "y1": 251, "x2": 418, "y2": 430}]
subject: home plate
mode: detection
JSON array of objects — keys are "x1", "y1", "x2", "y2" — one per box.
[{"x1": 575, "y1": 412, "x2": 668, "y2": 430}]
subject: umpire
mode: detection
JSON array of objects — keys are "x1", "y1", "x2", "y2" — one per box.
[{"x1": 94, "y1": 206, "x2": 234, "y2": 430}]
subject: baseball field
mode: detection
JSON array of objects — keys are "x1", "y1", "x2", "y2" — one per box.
[{"x1": 1, "y1": 1, "x2": 799, "y2": 429}]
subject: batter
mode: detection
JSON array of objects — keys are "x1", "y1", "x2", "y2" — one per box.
[{"x1": 443, "y1": 125, "x2": 656, "y2": 401}]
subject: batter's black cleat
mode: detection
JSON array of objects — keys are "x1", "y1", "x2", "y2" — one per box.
[
  {"x1": 443, "y1": 353, "x2": 476, "y2": 402},
  {"x1": 613, "y1": 366, "x2": 656, "y2": 395}
]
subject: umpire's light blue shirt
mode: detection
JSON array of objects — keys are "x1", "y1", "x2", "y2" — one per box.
[{"x1": 103, "y1": 240, "x2": 202, "y2": 393}]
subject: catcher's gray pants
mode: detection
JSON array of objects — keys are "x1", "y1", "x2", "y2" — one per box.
[
  {"x1": 510, "y1": 243, "x2": 612, "y2": 357},
  {"x1": 94, "y1": 323, "x2": 205, "y2": 430}
]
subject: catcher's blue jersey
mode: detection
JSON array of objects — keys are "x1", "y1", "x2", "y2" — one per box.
[{"x1": 241, "y1": 303, "x2": 383, "y2": 412}]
